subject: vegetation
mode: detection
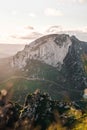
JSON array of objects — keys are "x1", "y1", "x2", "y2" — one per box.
[
  {"x1": 0, "y1": 76, "x2": 83, "y2": 105},
  {"x1": 81, "y1": 54, "x2": 87, "y2": 74},
  {"x1": 0, "y1": 89, "x2": 87, "y2": 130}
]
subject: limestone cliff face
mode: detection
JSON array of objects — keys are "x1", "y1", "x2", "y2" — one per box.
[{"x1": 11, "y1": 34, "x2": 72, "y2": 69}]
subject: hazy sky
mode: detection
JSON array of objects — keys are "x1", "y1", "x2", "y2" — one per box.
[{"x1": 0, "y1": 0, "x2": 87, "y2": 44}]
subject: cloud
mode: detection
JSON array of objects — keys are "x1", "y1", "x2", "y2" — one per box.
[
  {"x1": 25, "y1": 26, "x2": 34, "y2": 30},
  {"x1": 19, "y1": 32, "x2": 42, "y2": 40},
  {"x1": 77, "y1": 0, "x2": 87, "y2": 3},
  {"x1": 44, "y1": 8, "x2": 63, "y2": 16},
  {"x1": 57, "y1": 0, "x2": 73, "y2": 3},
  {"x1": 45, "y1": 25, "x2": 87, "y2": 41},
  {"x1": 46, "y1": 25, "x2": 87, "y2": 34},
  {"x1": 11, "y1": 32, "x2": 43, "y2": 40},
  {"x1": 29, "y1": 13, "x2": 37, "y2": 18},
  {"x1": 10, "y1": 25, "x2": 87, "y2": 42},
  {"x1": 11, "y1": 35, "x2": 18, "y2": 39},
  {"x1": 59, "y1": 0, "x2": 72, "y2": 1},
  {"x1": 11, "y1": 10, "x2": 17, "y2": 15},
  {"x1": 57, "y1": 0, "x2": 87, "y2": 4},
  {"x1": 46, "y1": 25, "x2": 63, "y2": 33}
]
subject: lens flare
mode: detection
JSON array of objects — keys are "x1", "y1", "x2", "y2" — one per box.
[
  {"x1": 1, "y1": 89, "x2": 7, "y2": 96},
  {"x1": 83, "y1": 88, "x2": 87, "y2": 99}
]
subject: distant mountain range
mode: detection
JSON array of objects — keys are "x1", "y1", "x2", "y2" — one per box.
[
  {"x1": 0, "y1": 34, "x2": 87, "y2": 102},
  {"x1": 0, "y1": 44, "x2": 25, "y2": 58}
]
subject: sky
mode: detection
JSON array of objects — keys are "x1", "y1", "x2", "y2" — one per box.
[{"x1": 0, "y1": 0, "x2": 87, "y2": 44}]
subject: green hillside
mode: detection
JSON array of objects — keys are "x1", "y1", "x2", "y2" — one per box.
[
  {"x1": 0, "y1": 78, "x2": 65, "y2": 104},
  {"x1": 0, "y1": 60, "x2": 83, "y2": 104},
  {"x1": 0, "y1": 77, "x2": 82, "y2": 105}
]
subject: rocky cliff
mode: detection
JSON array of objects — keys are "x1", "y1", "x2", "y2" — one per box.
[
  {"x1": 62, "y1": 36, "x2": 87, "y2": 90},
  {"x1": 11, "y1": 34, "x2": 72, "y2": 69}
]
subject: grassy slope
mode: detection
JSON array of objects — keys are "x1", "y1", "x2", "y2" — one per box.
[
  {"x1": 0, "y1": 78, "x2": 67, "y2": 104},
  {"x1": 0, "y1": 60, "x2": 83, "y2": 104}
]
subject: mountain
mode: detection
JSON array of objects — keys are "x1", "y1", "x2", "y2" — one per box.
[
  {"x1": 0, "y1": 34, "x2": 87, "y2": 102},
  {"x1": 11, "y1": 34, "x2": 72, "y2": 69}
]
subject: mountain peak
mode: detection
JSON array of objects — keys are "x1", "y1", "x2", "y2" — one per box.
[
  {"x1": 11, "y1": 34, "x2": 72, "y2": 69},
  {"x1": 24, "y1": 34, "x2": 70, "y2": 50},
  {"x1": 71, "y1": 35, "x2": 80, "y2": 42}
]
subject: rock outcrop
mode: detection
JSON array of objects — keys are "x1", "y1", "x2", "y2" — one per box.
[
  {"x1": 0, "y1": 90, "x2": 87, "y2": 130},
  {"x1": 11, "y1": 34, "x2": 72, "y2": 69}
]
